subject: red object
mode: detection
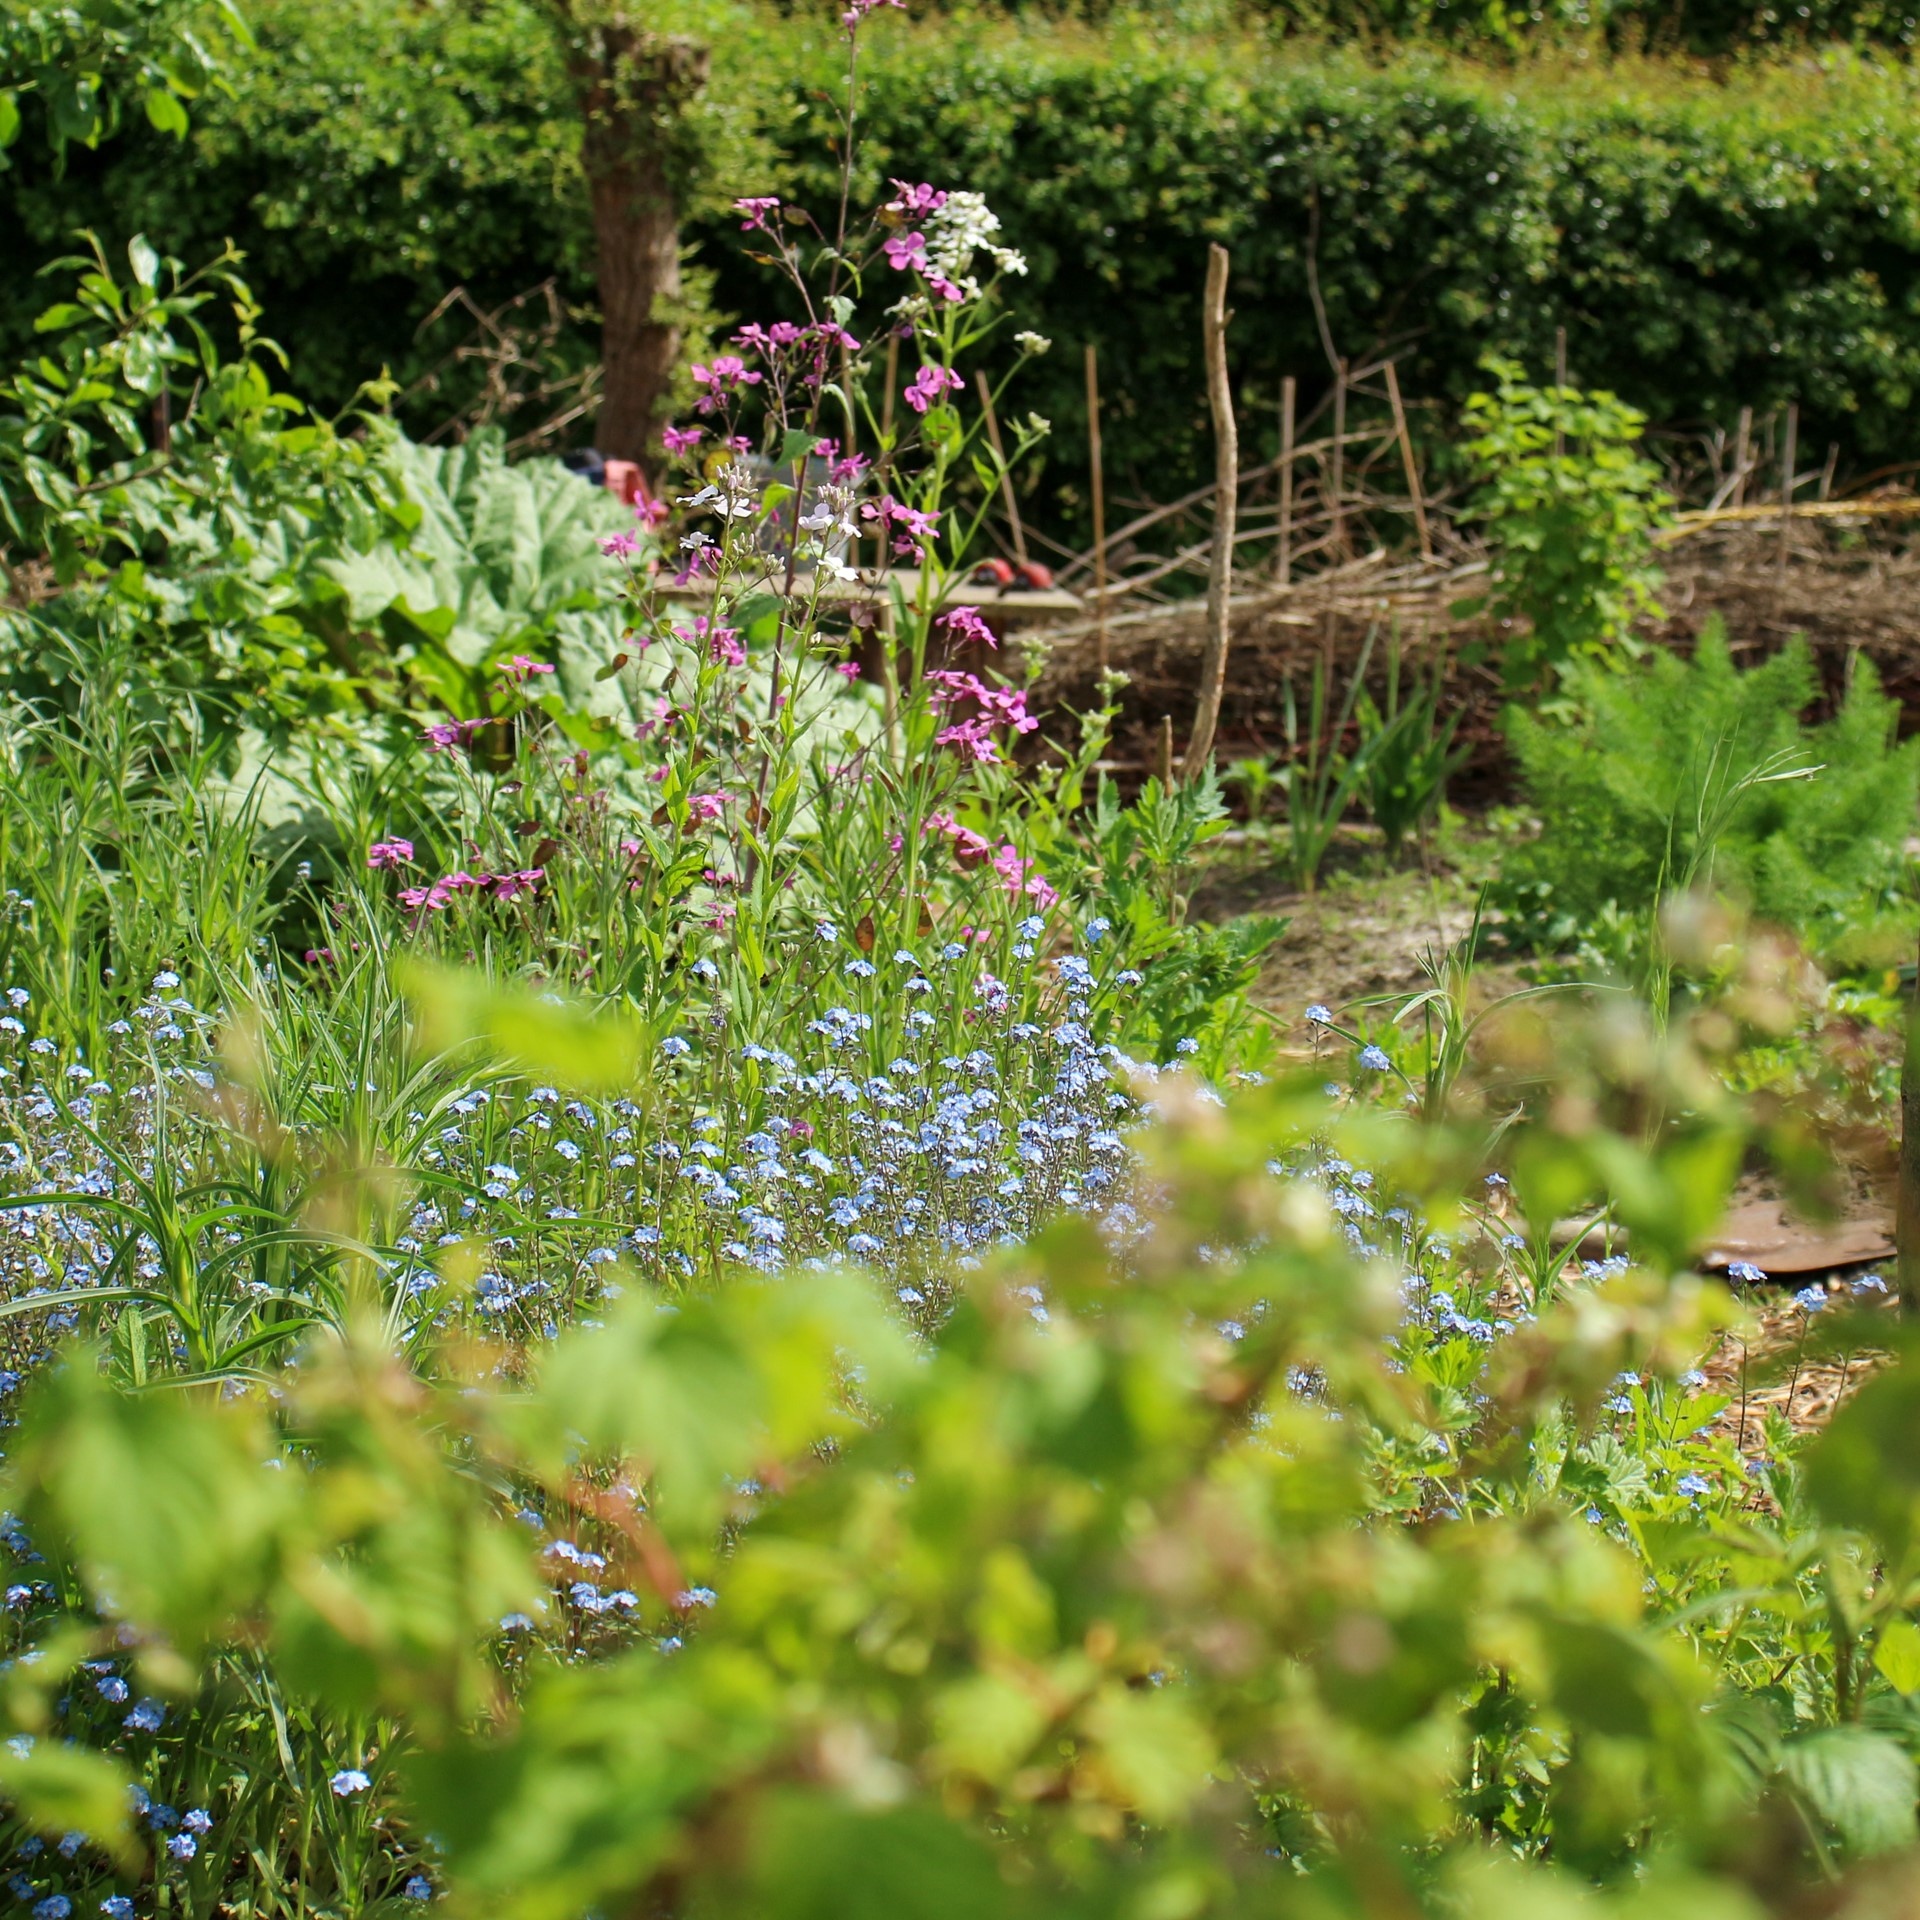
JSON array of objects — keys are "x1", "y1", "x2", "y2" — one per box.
[
  {"x1": 603, "y1": 459, "x2": 644, "y2": 507},
  {"x1": 1014, "y1": 561, "x2": 1054, "y2": 590},
  {"x1": 969, "y1": 558, "x2": 1015, "y2": 587}
]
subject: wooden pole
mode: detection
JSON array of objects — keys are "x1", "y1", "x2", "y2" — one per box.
[
  {"x1": 1553, "y1": 325, "x2": 1567, "y2": 461},
  {"x1": 1277, "y1": 374, "x2": 1296, "y2": 587},
  {"x1": 1184, "y1": 243, "x2": 1237, "y2": 781},
  {"x1": 1383, "y1": 360, "x2": 1430, "y2": 562},
  {"x1": 1330, "y1": 357, "x2": 1348, "y2": 560},
  {"x1": 1086, "y1": 343, "x2": 1109, "y2": 678},
  {"x1": 974, "y1": 371, "x2": 1026, "y2": 567},
  {"x1": 1819, "y1": 442, "x2": 1838, "y2": 502},
  {"x1": 1780, "y1": 401, "x2": 1799, "y2": 569},
  {"x1": 1732, "y1": 406, "x2": 1753, "y2": 508}
]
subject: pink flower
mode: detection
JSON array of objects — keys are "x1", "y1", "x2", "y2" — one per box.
[
  {"x1": 992, "y1": 844, "x2": 1057, "y2": 909},
  {"x1": 600, "y1": 530, "x2": 642, "y2": 559},
  {"x1": 882, "y1": 232, "x2": 926, "y2": 273},
  {"x1": 367, "y1": 839, "x2": 414, "y2": 870},
  {"x1": 926, "y1": 810, "x2": 992, "y2": 870},
  {"x1": 420, "y1": 718, "x2": 501, "y2": 754},
  {"x1": 634, "y1": 495, "x2": 669, "y2": 530},
  {"x1": 861, "y1": 494, "x2": 941, "y2": 560},
  {"x1": 690, "y1": 355, "x2": 763, "y2": 415},
  {"x1": 842, "y1": 0, "x2": 905, "y2": 30},
  {"x1": 490, "y1": 868, "x2": 545, "y2": 902},
  {"x1": 835, "y1": 661, "x2": 861, "y2": 680},
  {"x1": 673, "y1": 616, "x2": 744, "y2": 668},
  {"x1": 662, "y1": 424, "x2": 704, "y2": 456},
  {"x1": 887, "y1": 180, "x2": 949, "y2": 217},
  {"x1": 735, "y1": 196, "x2": 780, "y2": 230},
  {"x1": 497, "y1": 655, "x2": 556, "y2": 685},
  {"x1": 634, "y1": 695, "x2": 676, "y2": 741},
  {"x1": 904, "y1": 363, "x2": 965, "y2": 415},
  {"x1": 686, "y1": 793, "x2": 727, "y2": 823},
  {"x1": 938, "y1": 605, "x2": 998, "y2": 651},
  {"x1": 724, "y1": 435, "x2": 751, "y2": 456}
]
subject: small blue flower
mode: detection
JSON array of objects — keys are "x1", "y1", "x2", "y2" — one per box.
[
  {"x1": 1676, "y1": 1473, "x2": 1712, "y2": 1498},
  {"x1": 121, "y1": 1700, "x2": 164, "y2": 1734},
  {"x1": 1358, "y1": 1045, "x2": 1392, "y2": 1074},
  {"x1": 328, "y1": 1770, "x2": 371, "y2": 1799},
  {"x1": 1852, "y1": 1272, "x2": 1888, "y2": 1296},
  {"x1": 99, "y1": 1901, "x2": 133, "y2": 1920},
  {"x1": 1304, "y1": 1004, "x2": 1332, "y2": 1025},
  {"x1": 1725, "y1": 1260, "x2": 1766, "y2": 1285},
  {"x1": 164, "y1": 1836, "x2": 195, "y2": 1862},
  {"x1": 180, "y1": 1812, "x2": 211, "y2": 1837},
  {"x1": 403, "y1": 1878, "x2": 432, "y2": 1901},
  {"x1": 1794, "y1": 1285, "x2": 1828, "y2": 1312},
  {"x1": 658, "y1": 1036, "x2": 691, "y2": 1059},
  {"x1": 33, "y1": 1898, "x2": 70, "y2": 1920}
]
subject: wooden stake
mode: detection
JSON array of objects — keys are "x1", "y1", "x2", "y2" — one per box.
[
  {"x1": 1780, "y1": 401, "x2": 1799, "y2": 568},
  {"x1": 1732, "y1": 406, "x2": 1752, "y2": 508},
  {"x1": 974, "y1": 371, "x2": 1026, "y2": 566},
  {"x1": 1277, "y1": 374, "x2": 1296, "y2": 587},
  {"x1": 1820, "y1": 442, "x2": 1838, "y2": 502},
  {"x1": 1086, "y1": 343, "x2": 1109, "y2": 677},
  {"x1": 1383, "y1": 359, "x2": 1430, "y2": 562},
  {"x1": 1157, "y1": 714, "x2": 1174, "y2": 789},
  {"x1": 1553, "y1": 325, "x2": 1567, "y2": 461},
  {"x1": 1330, "y1": 358, "x2": 1348, "y2": 560},
  {"x1": 1184, "y1": 243, "x2": 1237, "y2": 781}
]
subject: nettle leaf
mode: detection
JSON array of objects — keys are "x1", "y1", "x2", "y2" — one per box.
[
  {"x1": 1777, "y1": 1727, "x2": 1919, "y2": 1859},
  {"x1": 1874, "y1": 1618, "x2": 1920, "y2": 1697}
]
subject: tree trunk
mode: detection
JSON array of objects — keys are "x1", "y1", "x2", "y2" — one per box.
[{"x1": 572, "y1": 22, "x2": 709, "y2": 472}]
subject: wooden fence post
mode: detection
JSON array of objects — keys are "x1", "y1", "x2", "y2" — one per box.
[
  {"x1": 1779, "y1": 401, "x2": 1799, "y2": 571},
  {"x1": 1733, "y1": 406, "x2": 1753, "y2": 508},
  {"x1": 1330, "y1": 357, "x2": 1348, "y2": 560},
  {"x1": 1278, "y1": 374, "x2": 1296, "y2": 587},
  {"x1": 1184, "y1": 244, "x2": 1237, "y2": 781}
]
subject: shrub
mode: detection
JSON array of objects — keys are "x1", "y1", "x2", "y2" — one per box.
[
  {"x1": 1496, "y1": 621, "x2": 1920, "y2": 947},
  {"x1": 1457, "y1": 357, "x2": 1672, "y2": 692},
  {"x1": 13, "y1": 25, "x2": 1920, "y2": 533}
]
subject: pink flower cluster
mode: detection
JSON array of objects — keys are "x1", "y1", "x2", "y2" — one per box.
[
  {"x1": 497, "y1": 655, "x2": 556, "y2": 686},
  {"x1": 887, "y1": 179, "x2": 948, "y2": 218},
  {"x1": 366, "y1": 839, "x2": 414, "y2": 870},
  {"x1": 420, "y1": 717, "x2": 502, "y2": 754},
  {"x1": 905, "y1": 364, "x2": 965, "y2": 414},
  {"x1": 690, "y1": 355, "x2": 763, "y2": 415},
  {"x1": 812, "y1": 436, "x2": 872, "y2": 487},
  {"x1": 735, "y1": 196, "x2": 780, "y2": 231},
  {"x1": 938, "y1": 605, "x2": 998, "y2": 651},
  {"x1": 925, "y1": 669, "x2": 1038, "y2": 763},
  {"x1": 926, "y1": 813, "x2": 1057, "y2": 908},
  {"x1": 842, "y1": 0, "x2": 905, "y2": 31},
  {"x1": 862, "y1": 494, "x2": 941, "y2": 561},
  {"x1": 674, "y1": 616, "x2": 745, "y2": 668},
  {"x1": 397, "y1": 868, "x2": 546, "y2": 913},
  {"x1": 663, "y1": 424, "x2": 704, "y2": 457}
]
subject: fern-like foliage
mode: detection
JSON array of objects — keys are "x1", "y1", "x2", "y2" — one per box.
[{"x1": 1498, "y1": 621, "x2": 1919, "y2": 945}]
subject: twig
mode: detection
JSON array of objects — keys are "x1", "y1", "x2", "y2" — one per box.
[
  {"x1": 975, "y1": 371, "x2": 1026, "y2": 566},
  {"x1": 1384, "y1": 359, "x2": 1430, "y2": 561},
  {"x1": 1278, "y1": 374, "x2": 1296, "y2": 587},
  {"x1": 1086, "y1": 343, "x2": 1108, "y2": 676}
]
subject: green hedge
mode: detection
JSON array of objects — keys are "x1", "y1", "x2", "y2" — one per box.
[{"x1": 10, "y1": 9, "x2": 1920, "y2": 539}]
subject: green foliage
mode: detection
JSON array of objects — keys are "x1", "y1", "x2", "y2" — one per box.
[
  {"x1": 1497, "y1": 623, "x2": 1920, "y2": 951},
  {"x1": 0, "y1": 0, "x2": 252, "y2": 163},
  {"x1": 14, "y1": 27, "x2": 1920, "y2": 529},
  {"x1": 1458, "y1": 359, "x2": 1672, "y2": 692}
]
